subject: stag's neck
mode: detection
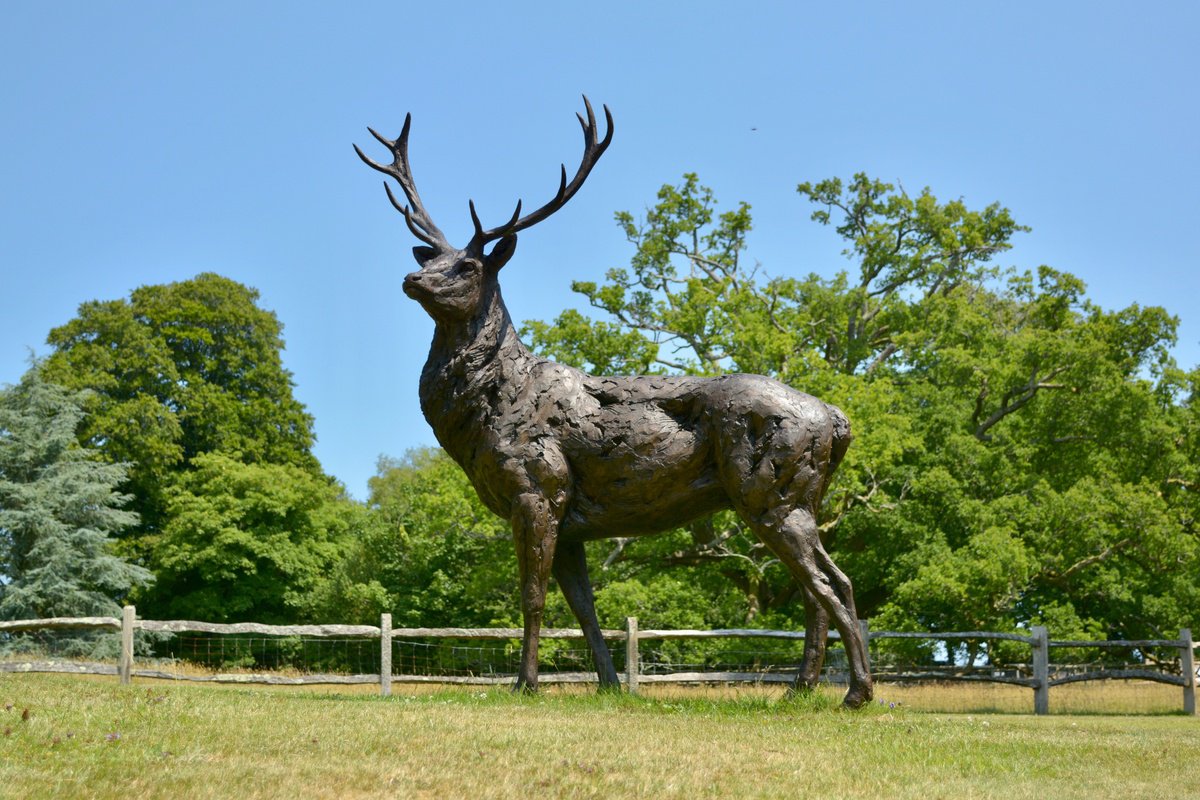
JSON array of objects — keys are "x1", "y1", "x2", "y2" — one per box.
[{"x1": 418, "y1": 286, "x2": 533, "y2": 449}]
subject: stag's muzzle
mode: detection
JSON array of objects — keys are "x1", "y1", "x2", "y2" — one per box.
[{"x1": 402, "y1": 272, "x2": 424, "y2": 298}]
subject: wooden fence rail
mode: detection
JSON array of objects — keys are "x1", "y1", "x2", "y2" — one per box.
[{"x1": 1, "y1": 607, "x2": 1194, "y2": 715}]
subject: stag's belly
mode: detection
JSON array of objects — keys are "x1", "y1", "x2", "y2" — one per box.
[
  {"x1": 556, "y1": 388, "x2": 732, "y2": 540},
  {"x1": 560, "y1": 477, "x2": 730, "y2": 540},
  {"x1": 558, "y1": 438, "x2": 732, "y2": 539}
]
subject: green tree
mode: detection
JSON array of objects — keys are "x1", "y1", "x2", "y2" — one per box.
[
  {"x1": 147, "y1": 452, "x2": 361, "y2": 623},
  {"x1": 351, "y1": 448, "x2": 517, "y2": 628},
  {"x1": 0, "y1": 362, "x2": 151, "y2": 624},
  {"x1": 796, "y1": 173, "x2": 1026, "y2": 375},
  {"x1": 42, "y1": 273, "x2": 320, "y2": 553},
  {"x1": 860, "y1": 265, "x2": 1191, "y2": 645}
]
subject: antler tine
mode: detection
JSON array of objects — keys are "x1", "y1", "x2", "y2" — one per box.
[
  {"x1": 577, "y1": 94, "x2": 598, "y2": 147},
  {"x1": 355, "y1": 114, "x2": 450, "y2": 249},
  {"x1": 469, "y1": 198, "x2": 482, "y2": 239},
  {"x1": 383, "y1": 181, "x2": 407, "y2": 215},
  {"x1": 553, "y1": 164, "x2": 568, "y2": 205},
  {"x1": 470, "y1": 198, "x2": 523, "y2": 243},
  {"x1": 469, "y1": 96, "x2": 613, "y2": 247},
  {"x1": 385, "y1": 183, "x2": 440, "y2": 245},
  {"x1": 368, "y1": 126, "x2": 394, "y2": 149}
]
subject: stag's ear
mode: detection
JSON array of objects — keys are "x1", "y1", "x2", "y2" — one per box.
[
  {"x1": 486, "y1": 235, "x2": 518, "y2": 271},
  {"x1": 412, "y1": 245, "x2": 438, "y2": 265}
]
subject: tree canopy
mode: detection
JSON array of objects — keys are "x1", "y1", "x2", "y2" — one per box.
[
  {"x1": 37, "y1": 274, "x2": 353, "y2": 622},
  {"x1": 322, "y1": 448, "x2": 518, "y2": 628},
  {"x1": 147, "y1": 452, "x2": 364, "y2": 623},
  {"x1": 42, "y1": 273, "x2": 320, "y2": 552}
]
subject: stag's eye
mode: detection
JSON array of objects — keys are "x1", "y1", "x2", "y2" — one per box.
[{"x1": 458, "y1": 259, "x2": 482, "y2": 275}]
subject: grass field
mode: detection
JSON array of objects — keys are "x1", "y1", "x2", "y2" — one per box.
[{"x1": 1, "y1": 674, "x2": 1194, "y2": 799}]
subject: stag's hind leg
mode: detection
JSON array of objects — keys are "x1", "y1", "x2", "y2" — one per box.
[
  {"x1": 793, "y1": 586, "x2": 830, "y2": 694},
  {"x1": 552, "y1": 539, "x2": 620, "y2": 691},
  {"x1": 749, "y1": 507, "x2": 873, "y2": 708}
]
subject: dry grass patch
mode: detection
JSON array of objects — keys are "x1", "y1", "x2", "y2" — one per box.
[{"x1": 597, "y1": 679, "x2": 1185, "y2": 715}]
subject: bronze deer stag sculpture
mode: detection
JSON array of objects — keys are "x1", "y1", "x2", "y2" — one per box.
[{"x1": 356, "y1": 98, "x2": 873, "y2": 707}]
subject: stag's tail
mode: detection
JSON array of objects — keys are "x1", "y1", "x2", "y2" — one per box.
[{"x1": 819, "y1": 403, "x2": 852, "y2": 506}]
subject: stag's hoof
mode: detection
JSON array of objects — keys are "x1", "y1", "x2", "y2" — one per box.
[{"x1": 842, "y1": 685, "x2": 874, "y2": 709}]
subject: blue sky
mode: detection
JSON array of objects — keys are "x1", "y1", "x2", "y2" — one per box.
[{"x1": 2, "y1": 2, "x2": 1197, "y2": 500}]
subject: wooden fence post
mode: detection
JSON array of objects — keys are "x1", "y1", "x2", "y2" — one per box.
[
  {"x1": 380, "y1": 613, "x2": 392, "y2": 698},
  {"x1": 1180, "y1": 628, "x2": 1195, "y2": 716},
  {"x1": 119, "y1": 605, "x2": 135, "y2": 685},
  {"x1": 625, "y1": 616, "x2": 639, "y2": 695},
  {"x1": 1031, "y1": 625, "x2": 1049, "y2": 715}
]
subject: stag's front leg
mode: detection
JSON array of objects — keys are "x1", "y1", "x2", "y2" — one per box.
[{"x1": 511, "y1": 491, "x2": 559, "y2": 693}]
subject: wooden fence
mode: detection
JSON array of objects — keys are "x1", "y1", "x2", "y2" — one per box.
[{"x1": 1, "y1": 608, "x2": 1194, "y2": 715}]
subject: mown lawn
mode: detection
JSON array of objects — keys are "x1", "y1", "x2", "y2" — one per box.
[{"x1": 1, "y1": 674, "x2": 1193, "y2": 799}]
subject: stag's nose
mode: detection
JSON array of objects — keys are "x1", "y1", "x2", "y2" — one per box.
[{"x1": 402, "y1": 271, "x2": 425, "y2": 297}]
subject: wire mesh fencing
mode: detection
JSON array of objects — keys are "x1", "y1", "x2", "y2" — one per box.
[
  {"x1": 636, "y1": 637, "x2": 848, "y2": 678},
  {"x1": 134, "y1": 631, "x2": 383, "y2": 678},
  {"x1": 0, "y1": 615, "x2": 124, "y2": 677},
  {"x1": 0, "y1": 627, "x2": 122, "y2": 665}
]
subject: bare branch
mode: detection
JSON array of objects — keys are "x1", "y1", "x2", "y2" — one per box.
[
  {"x1": 1047, "y1": 539, "x2": 1134, "y2": 583},
  {"x1": 974, "y1": 366, "x2": 1072, "y2": 441},
  {"x1": 864, "y1": 343, "x2": 899, "y2": 374},
  {"x1": 601, "y1": 538, "x2": 631, "y2": 569}
]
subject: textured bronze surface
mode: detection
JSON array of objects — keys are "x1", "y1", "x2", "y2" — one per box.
[{"x1": 357, "y1": 98, "x2": 873, "y2": 706}]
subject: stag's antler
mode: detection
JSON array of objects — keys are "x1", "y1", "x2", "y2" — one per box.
[
  {"x1": 354, "y1": 115, "x2": 449, "y2": 250},
  {"x1": 469, "y1": 96, "x2": 614, "y2": 249}
]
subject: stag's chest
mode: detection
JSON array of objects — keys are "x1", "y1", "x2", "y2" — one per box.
[
  {"x1": 418, "y1": 358, "x2": 563, "y2": 517},
  {"x1": 419, "y1": 364, "x2": 487, "y2": 451},
  {"x1": 418, "y1": 353, "x2": 542, "y2": 454}
]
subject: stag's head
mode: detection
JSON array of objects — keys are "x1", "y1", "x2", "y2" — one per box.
[{"x1": 356, "y1": 97, "x2": 613, "y2": 323}]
